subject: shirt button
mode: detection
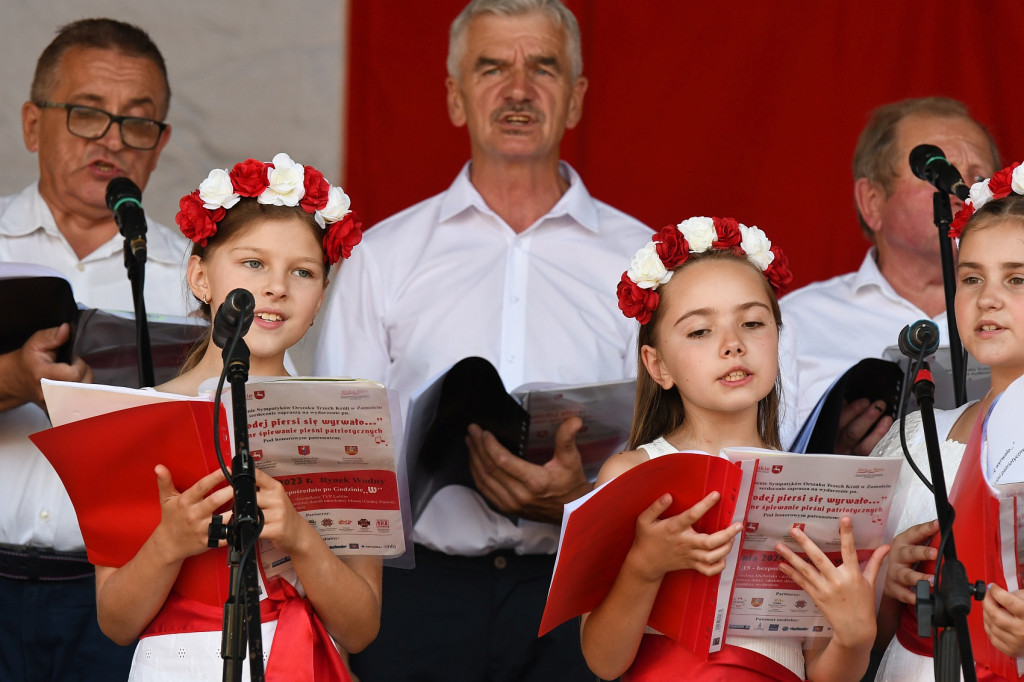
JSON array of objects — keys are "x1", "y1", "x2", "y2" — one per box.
[
  {"x1": 76, "y1": 263, "x2": 85, "y2": 272},
  {"x1": 39, "y1": 509, "x2": 51, "y2": 522},
  {"x1": 494, "y1": 555, "x2": 508, "y2": 569}
]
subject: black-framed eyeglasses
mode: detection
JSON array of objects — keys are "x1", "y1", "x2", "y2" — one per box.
[{"x1": 35, "y1": 101, "x2": 168, "y2": 151}]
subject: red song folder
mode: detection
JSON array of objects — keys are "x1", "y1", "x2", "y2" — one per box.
[{"x1": 30, "y1": 400, "x2": 233, "y2": 606}]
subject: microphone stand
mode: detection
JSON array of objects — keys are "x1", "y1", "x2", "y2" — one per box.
[
  {"x1": 209, "y1": 330, "x2": 265, "y2": 682},
  {"x1": 122, "y1": 241, "x2": 154, "y2": 387},
  {"x1": 909, "y1": 362, "x2": 984, "y2": 682},
  {"x1": 930, "y1": 191, "x2": 967, "y2": 406}
]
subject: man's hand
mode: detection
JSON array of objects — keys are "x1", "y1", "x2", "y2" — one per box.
[
  {"x1": 834, "y1": 398, "x2": 892, "y2": 455},
  {"x1": 466, "y1": 416, "x2": 591, "y2": 524},
  {"x1": 0, "y1": 324, "x2": 91, "y2": 412}
]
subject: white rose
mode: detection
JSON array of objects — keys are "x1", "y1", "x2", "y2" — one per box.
[
  {"x1": 677, "y1": 216, "x2": 716, "y2": 252},
  {"x1": 626, "y1": 242, "x2": 672, "y2": 289},
  {"x1": 198, "y1": 168, "x2": 240, "y2": 210},
  {"x1": 739, "y1": 224, "x2": 774, "y2": 270},
  {"x1": 969, "y1": 178, "x2": 993, "y2": 210},
  {"x1": 320, "y1": 185, "x2": 352, "y2": 223},
  {"x1": 1012, "y1": 165, "x2": 1024, "y2": 195},
  {"x1": 259, "y1": 152, "x2": 305, "y2": 206}
]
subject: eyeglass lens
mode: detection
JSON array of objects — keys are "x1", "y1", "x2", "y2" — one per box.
[{"x1": 67, "y1": 106, "x2": 162, "y2": 149}]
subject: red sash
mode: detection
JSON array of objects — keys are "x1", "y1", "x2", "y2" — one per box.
[
  {"x1": 142, "y1": 578, "x2": 352, "y2": 682},
  {"x1": 894, "y1": 413, "x2": 1016, "y2": 682},
  {"x1": 623, "y1": 635, "x2": 802, "y2": 682}
]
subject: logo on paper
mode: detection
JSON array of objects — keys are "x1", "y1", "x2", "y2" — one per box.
[
  {"x1": 358, "y1": 519, "x2": 371, "y2": 529},
  {"x1": 321, "y1": 519, "x2": 333, "y2": 527},
  {"x1": 768, "y1": 624, "x2": 779, "y2": 631},
  {"x1": 771, "y1": 464, "x2": 783, "y2": 474},
  {"x1": 745, "y1": 522, "x2": 759, "y2": 533},
  {"x1": 345, "y1": 445, "x2": 359, "y2": 456},
  {"x1": 750, "y1": 598, "x2": 763, "y2": 607},
  {"x1": 349, "y1": 543, "x2": 360, "y2": 549},
  {"x1": 795, "y1": 600, "x2": 807, "y2": 609},
  {"x1": 376, "y1": 519, "x2": 389, "y2": 532},
  {"x1": 251, "y1": 450, "x2": 263, "y2": 461},
  {"x1": 792, "y1": 523, "x2": 805, "y2": 532},
  {"x1": 367, "y1": 486, "x2": 379, "y2": 494},
  {"x1": 813, "y1": 625, "x2": 824, "y2": 632},
  {"x1": 298, "y1": 445, "x2": 311, "y2": 456},
  {"x1": 339, "y1": 519, "x2": 353, "y2": 526},
  {"x1": 254, "y1": 390, "x2": 265, "y2": 400}
]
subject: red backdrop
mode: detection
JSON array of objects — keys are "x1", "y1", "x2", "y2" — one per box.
[{"x1": 344, "y1": 1, "x2": 1024, "y2": 290}]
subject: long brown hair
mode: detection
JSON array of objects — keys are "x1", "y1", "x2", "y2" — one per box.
[
  {"x1": 627, "y1": 248, "x2": 784, "y2": 450},
  {"x1": 178, "y1": 199, "x2": 330, "y2": 373}
]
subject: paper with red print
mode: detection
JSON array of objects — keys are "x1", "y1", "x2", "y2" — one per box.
[
  {"x1": 228, "y1": 377, "x2": 405, "y2": 575},
  {"x1": 721, "y1": 448, "x2": 902, "y2": 638},
  {"x1": 540, "y1": 448, "x2": 901, "y2": 658}
]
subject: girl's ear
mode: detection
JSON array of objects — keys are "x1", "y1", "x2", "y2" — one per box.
[
  {"x1": 186, "y1": 254, "x2": 210, "y2": 305},
  {"x1": 640, "y1": 344, "x2": 675, "y2": 390}
]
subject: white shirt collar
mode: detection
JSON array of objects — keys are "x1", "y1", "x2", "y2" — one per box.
[{"x1": 438, "y1": 160, "x2": 600, "y2": 234}]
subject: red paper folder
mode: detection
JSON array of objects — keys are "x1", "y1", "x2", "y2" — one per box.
[
  {"x1": 538, "y1": 452, "x2": 744, "y2": 657},
  {"x1": 30, "y1": 400, "x2": 234, "y2": 606}
]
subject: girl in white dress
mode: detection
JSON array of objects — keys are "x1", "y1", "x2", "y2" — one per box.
[
  {"x1": 94, "y1": 154, "x2": 378, "y2": 681},
  {"x1": 875, "y1": 162, "x2": 1024, "y2": 681},
  {"x1": 580, "y1": 217, "x2": 889, "y2": 682}
]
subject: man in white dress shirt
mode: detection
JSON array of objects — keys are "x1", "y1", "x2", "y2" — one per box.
[
  {"x1": 779, "y1": 97, "x2": 998, "y2": 453},
  {"x1": 314, "y1": 1, "x2": 650, "y2": 679},
  {"x1": 0, "y1": 19, "x2": 187, "y2": 682}
]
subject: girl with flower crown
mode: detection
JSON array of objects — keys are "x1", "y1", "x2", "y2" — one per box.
[
  {"x1": 579, "y1": 217, "x2": 890, "y2": 682},
  {"x1": 873, "y1": 161, "x2": 1024, "y2": 682},
  {"x1": 93, "y1": 154, "x2": 377, "y2": 681}
]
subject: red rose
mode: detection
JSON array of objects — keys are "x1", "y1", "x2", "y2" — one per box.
[
  {"x1": 948, "y1": 203, "x2": 975, "y2": 239},
  {"x1": 300, "y1": 167, "x2": 330, "y2": 213},
  {"x1": 987, "y1": 162, "x2": 1021, "y2": 199},
  {"x1": 616, "y1": 272, "x2": 659, "y2": 325},
  {"x1": 712, "y1": 217, "x2": 742, "y2": 250},
  {"x1": 230, "y1": 158, "x2": 271, "y2": 197},
  {"x1": 764, "y1": 245, "x2": 793, "y2": 295},
  {"x1": 655, "y1": 224, "x2": 689, "y2": 269},
  {"x1": 323, "y1": 212, "x2": 364, "y2": 264},
  {"x1": 175, "y1": 190, "x2": 224, "y2": 246}
]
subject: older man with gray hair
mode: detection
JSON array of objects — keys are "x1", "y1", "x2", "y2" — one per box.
[{"x1": 314, "y1": 0, "x2": 650, "y2": 679}]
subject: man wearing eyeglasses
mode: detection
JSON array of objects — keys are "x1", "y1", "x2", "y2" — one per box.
[{"x1": 0, "y1": 18, "x2": 188, "y2": 682}]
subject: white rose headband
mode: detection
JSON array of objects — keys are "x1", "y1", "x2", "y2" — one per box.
[
  {"x1": 175, "y1": 152, "x2": 362, "y2": 265},
  {"x1": 949, "y1": 161, "x2": 1024, "y2": 238},
  {"x1": 617, "y1": 216, "x2": 792, "y2": 324}
]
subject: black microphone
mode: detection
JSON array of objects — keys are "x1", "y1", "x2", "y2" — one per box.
[
  {"x1": 898, "y1": 319, "x2": 940, "y2": 359},
  {"x1": 909, "y1": 144, "x2": 971, "y2": 202},
  {"x1": 106, "y1": 177, "x2": 148, "y2": 262},
  {"x1": 212, "y1": 288, "x2": 256, "y2": 349}
]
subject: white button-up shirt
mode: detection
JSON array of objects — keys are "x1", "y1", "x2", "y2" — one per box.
[
  {"x1": 314, "y1": 162, "x2": 651, "y2": 555},
  {"x1": 778, "y1": 249, "x2": 949, "y2": 447},
  {"x1": 0, "y1": 183, "x2": 191, "y2": 550}
]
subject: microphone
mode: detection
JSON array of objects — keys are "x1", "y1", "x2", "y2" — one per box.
[
  {"x1": 212, "y1": 288, "x2": 256, "y2": 349},
  {"x1": 909, "y1": 144, "x2": 971, "y2": 202},
  {"x1": 106, "y1": 177, "x2": 148, "y2": 262},
  {"x1": 898, "y1": 319, "x2": 940, "y2": 359}
]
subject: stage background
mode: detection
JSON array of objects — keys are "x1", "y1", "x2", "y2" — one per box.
[
  {"x1": 346, "y1": 0, "x2": 1024, "y2": 290},
  {"x1": 2, "y1": 2, "x2": 1024, "y2": 368}
]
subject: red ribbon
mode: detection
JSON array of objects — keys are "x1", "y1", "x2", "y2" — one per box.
[{"x1": 143, "y1": 578, "x2": 351, "y2": 681}]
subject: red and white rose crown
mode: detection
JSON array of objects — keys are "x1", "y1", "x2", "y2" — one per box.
[
  {"x1": 175, "y1": 152, "x2": 363, "y2": 265},
  {"x1": 617, "y1": 216, "x2": 792, "y2": 325},
  {"x1": 949, "y1": 161, "x2": 1024, "y2": 239}
]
